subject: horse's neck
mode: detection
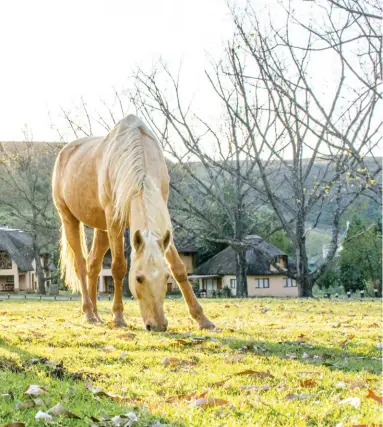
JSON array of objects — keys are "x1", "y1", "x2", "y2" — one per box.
[{"x1": 129, "y1": 195, "x2": 167, "y2": 238}]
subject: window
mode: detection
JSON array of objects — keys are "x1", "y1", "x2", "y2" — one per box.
[
  {"x1": 283, "y1": 278, "x2": 297, "y2": 287},
  {"x1": 0, "y1": 252, "x2": 12, "y2": 269},
  {"x1": 256, "y1": 278, "x2": 270, "y2": 288},
  {"x1": 6, "y1": 276, "x2": 14, "y2": 283},
  {"x1": 230, "y1": 279, "x2": 236, "y2": 289}
]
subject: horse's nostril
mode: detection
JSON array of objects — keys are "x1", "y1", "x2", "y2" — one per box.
[{"x1": 145, "y1": 324, "x2": 152, "y2": 331}]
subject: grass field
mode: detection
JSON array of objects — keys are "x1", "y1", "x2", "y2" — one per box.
[{"x1": 0, "y1": 298, "x2": 381, "y2": 426}]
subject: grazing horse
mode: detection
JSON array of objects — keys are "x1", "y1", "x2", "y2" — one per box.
[{"x1": 52, "y1": 115, "x2": 214, "y2": 331}]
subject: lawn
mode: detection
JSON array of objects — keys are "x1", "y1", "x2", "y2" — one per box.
[{"x1": 0, "y1": 298, "x2": 381, "y2": 426}]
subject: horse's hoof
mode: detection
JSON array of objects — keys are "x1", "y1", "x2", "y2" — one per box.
[
  {"x1": 113, "y1": 316, "x2": 127, "y2": 328},
  {"x1": 85, "y1": 315, "x2": 99, "y2": 324},
  {"x1": 199, "y1": 319, "x2": 216, "y2": 330},
  {"x1": 95, "y1": 315, "x2": 104, "y2": 324}
]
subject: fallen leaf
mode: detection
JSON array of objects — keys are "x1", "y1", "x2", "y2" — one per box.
[
  {"x1": 347, "y1": 380, "x2": 367, "y2": 390},
  {"x1": 366, "y1": 389, "x2": 383, "y2": 405},
  {"x1": 35, "y1": 410, "x2": 53, "y2": 420},
  {"x1": 17, "y1": 400, "x2": 37, "y2": 409},
  {"x1": 301, "y1": 352, "x2": 310, "y2": 360},
  {"x1": 166, "y1": 391, "x2": 207, "y2": 403},
  {"x1": 48, "y1": 403, "x2": 81, "y2": 419},
  {"x1": 335, "y1": 382, "x2": 347, "y2": 389},
  {"x1": 234, "y1": 370, "x2": 274, "y2": 378},
  {"x1": 119, "y1": 333, "x2": 136, "y2": 340},
  {"x1": 119, "y1": 351, "x2": 129, "y2": 359},
  {"x1": 339, "y1": 396, "x2": 361, "y2": 408},
  {"x1": 24, "y1": 385, "x2": 48, "y2": 396},
  {"x1": 285, "y1": 393, "x2": 314, "y2": 401},
  {"x1": 348, "y1": 425, "x2": 383, "y2": 427},
  {"x1": 4, "y1": 424, "x2": 25, "y2": 427},
  {"x1": 299, "y1": 379, "x2": 317, "y2": 388},
  {"x1": 238, "y1": 385, "x2": 270, "y2": 391},
  {"x1": 86, "y1": 384, "x2": 141, "y2": 404},
  {"x1": 161, "y1": 357, "x2": 196, "y2": 367},
  {"x1": 111, "y1": 412, "x2": 138, "y2": 426},
  {"x1": 209, "y1": 379, "x2": 229, "y2": 387},
  {"x1": 286, "y1": 353, "x2": 297, "y2": 360},
  {"x1": 101, "y1": 345, "x2": 116, "y2": 352},
  {"x1": 190, "y1": 397, "x2": 231, "y2": 408}
]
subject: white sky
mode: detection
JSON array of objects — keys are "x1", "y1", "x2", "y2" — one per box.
[{"x1": 0, "y1": 0, "x2": 233, "y2": 141}]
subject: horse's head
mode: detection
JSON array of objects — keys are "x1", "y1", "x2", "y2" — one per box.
[{"x1": 129, "y1": 229, "x2": 171, "y2": 331}]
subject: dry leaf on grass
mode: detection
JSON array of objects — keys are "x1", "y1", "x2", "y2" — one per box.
[
  {"x1": 86, "y1": 384, "x2": 141, "y2": 404},
  {"x1": 239, "y1": 385, "x2": 270, "y2": 391},
  {"x1": 101, "y1": 345, "x2": 116, "y2": 352},
  {"x1": 111, "y1": 411, "x2": 138, "y2": 426},
  {"x1": 119, "y1": 351, "x2": 129, "y2": 359},
  {"x1": 24, "y1": 385, "x2": 47, "y2": 396},
  {"x1": 161, "y1": 357, "x2": 196, "y2": 367},
  {"x1": 17, "y1": 399, "x2": 45, "y2": 409},
  {"x1": 4, "y1": 424, "x2": 25, "y2": 427},
  {"x1": 339, "y1": 396, "x2": 361, "y2": 408},
  {"x1": 299, "y1": 379, "x2": 317, "y2": 388},
  {"x1": 166, "y1": 391, "x2": 207, "y2": 403},
  {"x1": 347, "y1": 380, "x2": 368, "y2": 390},
  {"x1": 348, "y1": 425, "x2": 383, "y2": 427},
  {"x1": 190, "y1": 396, "x2": 231, "y2": 408},
  {"x1": 48, "y1": 403, "x2": 81, "y2": 419},
  {"x1": 119, "y1": 333, "x2": 136, "y2": 340},
  {"x1": 285, "y1": 393, "x2": 314, "y2": 401},
  {"x1": 366, "y1": 389, "x2": 383, "y2": 405},
  {"x1": 35, "y1": 410, "x2": 53, "y2": 420},
  {"x1": 209, "y1": 379, "x2": 230, "y2": 387},
  {"x1": 235, "y1": 369, "x2": 274, "y2": 379}
]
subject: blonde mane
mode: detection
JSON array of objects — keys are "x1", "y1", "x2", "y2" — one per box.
[{"x1": 104, "y1": 115, "x2": 171, "y2": 235}]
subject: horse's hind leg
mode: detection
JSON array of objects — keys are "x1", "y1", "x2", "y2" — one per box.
[
  {"x1": 61, "y1": 213, "x2": 98, "y2": 323},
  {"x1": 87, "y1": 229, "x2": 109, "y2": 322},
  {"x1": 166, "y1": 244, "x2": 215, "y2": 330}
]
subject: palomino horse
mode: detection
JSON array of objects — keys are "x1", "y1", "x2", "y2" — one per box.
[{"x1": 52, "y1": 115, "x2": 214, "y2": 331}]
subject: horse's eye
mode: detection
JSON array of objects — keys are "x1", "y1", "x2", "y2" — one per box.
[{"x1": 136, "y1": 275, "x2": 144, "y2": 284}]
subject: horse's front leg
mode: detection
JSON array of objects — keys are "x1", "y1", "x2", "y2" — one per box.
[
  {"x1": 166, "y1": 244, "x2": 215, "y2": 330},
  {"x1": 106, "y1": 210, "x2": 127, "y2": 327},
  {"x1": 87, "y1": 229, "x2": 110, "y2": 323}
]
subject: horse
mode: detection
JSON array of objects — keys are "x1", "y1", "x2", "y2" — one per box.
[{"x1": 52, "y1": 114, "x2": 214, "y2": 331}]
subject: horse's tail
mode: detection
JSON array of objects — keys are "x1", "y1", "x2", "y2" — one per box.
[{"x1": 60, "y1": 221, "x2": 88, "y2": 293}]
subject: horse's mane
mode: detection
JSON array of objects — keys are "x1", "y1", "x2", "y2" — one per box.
[{"x1": 104, "y1": 115, "x2": 171, "y2": 235}]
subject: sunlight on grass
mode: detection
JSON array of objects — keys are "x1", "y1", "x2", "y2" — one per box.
[{"x1": 0, "y1": 298, "x2": 381, "y2": 426}]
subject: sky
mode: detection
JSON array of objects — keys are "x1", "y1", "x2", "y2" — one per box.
[{"x1": 0, "y1": 0, "x2": 233, "y2": 141}]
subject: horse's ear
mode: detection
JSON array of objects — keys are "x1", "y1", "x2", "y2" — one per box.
[
  {"x1": 133, "y1": 230, "x2": 144, "y2": 252},
  {"x1": 163, "y1": 230, "x2": 171, "y2": 251}
]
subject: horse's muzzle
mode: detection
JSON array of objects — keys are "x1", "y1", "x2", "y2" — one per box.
[{"x1": 145, "y1": 321, "x2": 168, "y2": 332}]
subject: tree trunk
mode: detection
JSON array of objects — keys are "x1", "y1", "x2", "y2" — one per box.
[
  {"x1": 235, "y1": 249, "x2": 248, "y2": 297},
  {"x1": 295, "y1": 215, "x2": 312, "y2": 297},
  {"x1": 33, "y1": 243, "x2": 46, "y2": 294}
]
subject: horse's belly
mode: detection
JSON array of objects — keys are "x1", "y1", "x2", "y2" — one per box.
[{"x1": 66, "y1": 199, "x2": 107, "y2": 230}]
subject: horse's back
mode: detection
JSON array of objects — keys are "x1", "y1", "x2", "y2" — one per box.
[{"x1": 53, "y1": 136, "x2": 108, "y2": 229}]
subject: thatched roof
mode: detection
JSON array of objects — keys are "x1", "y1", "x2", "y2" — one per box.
[
  {"x1": 0, "y1": 227, "x2": 35, "y2": 271},
  {"x1": 193, "y1": 235, "x2": 288, "y2": 276},
  {"x1": 173, "y1": 234, "x2": 197, "y2": 253}
]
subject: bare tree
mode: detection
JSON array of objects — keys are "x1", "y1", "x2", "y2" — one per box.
[
  {"x1": 0, "y1": 139, "x2": 61, "y2": 293},
  {"x1": 131, "y1": 0, "x2": 381, "y2": 297}
]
